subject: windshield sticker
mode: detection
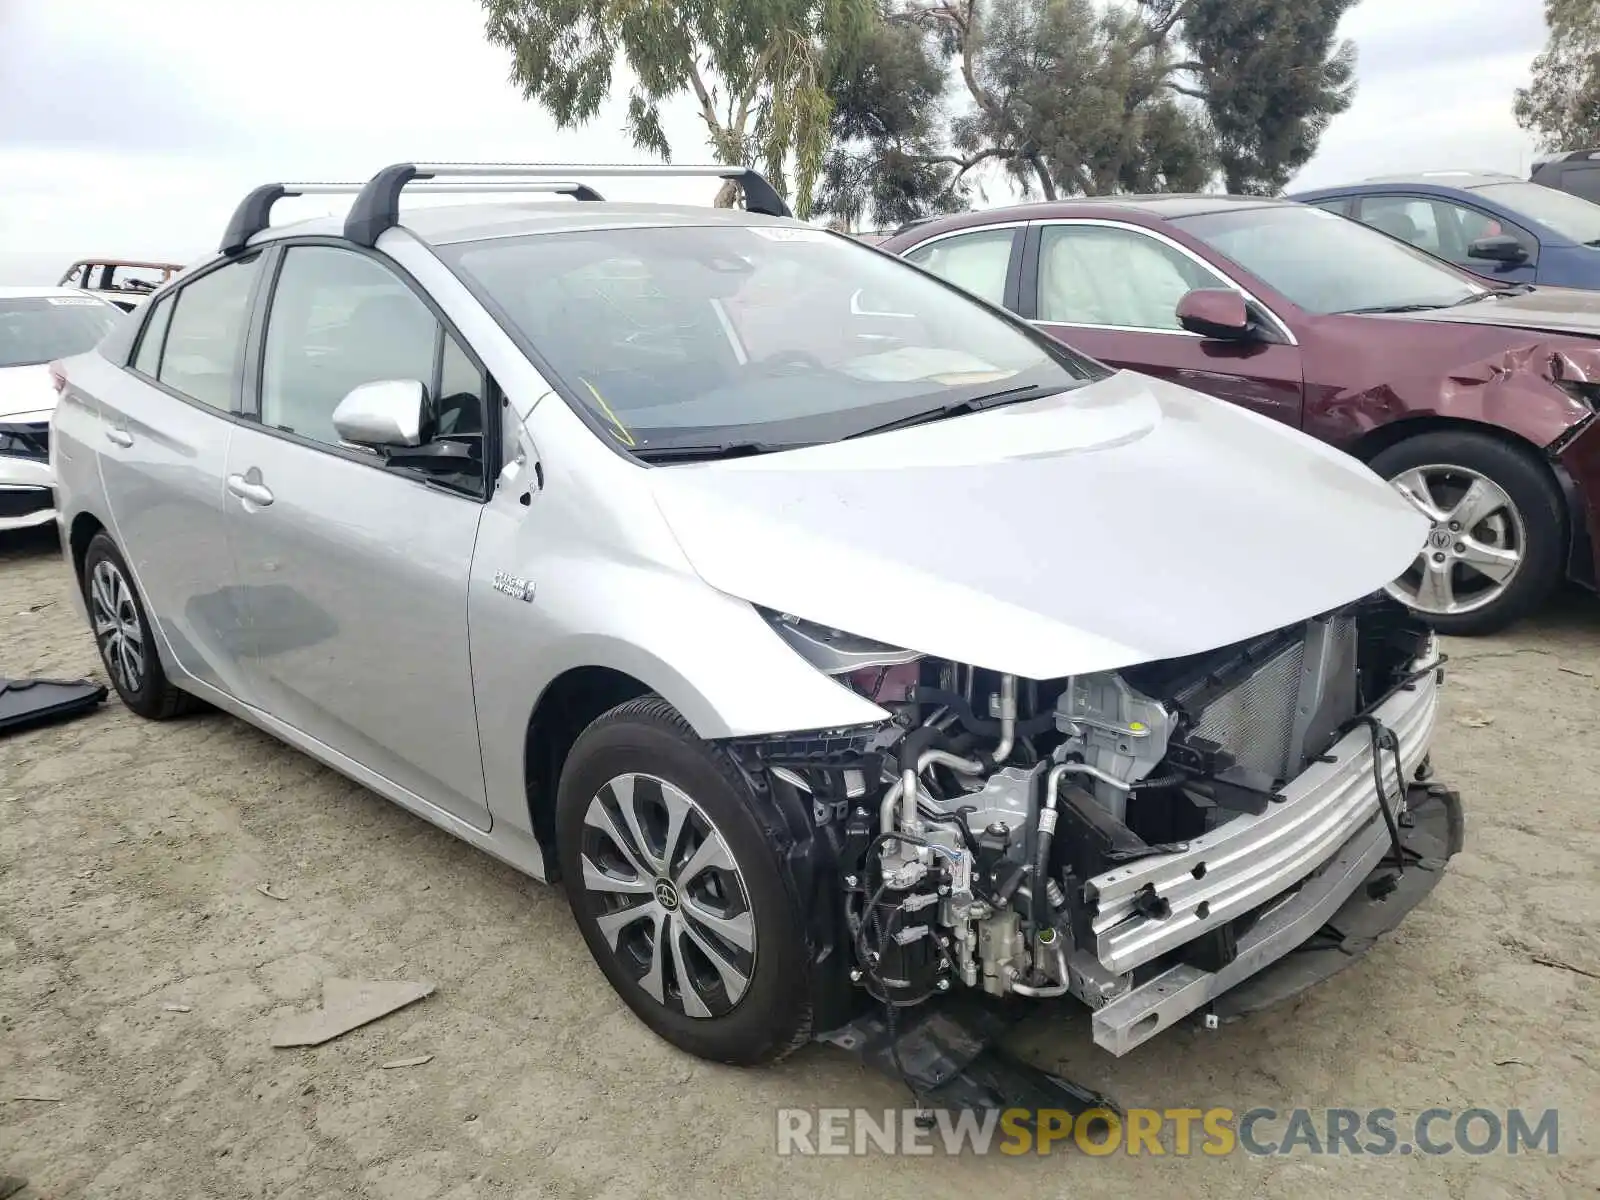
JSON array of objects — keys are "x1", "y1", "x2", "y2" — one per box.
[
  {"x1": 748, "y1": 227, "x2": 833, "y2": 243},
  {"x1": 47, "y1": 297, "x2": 106, "y2": 306}
]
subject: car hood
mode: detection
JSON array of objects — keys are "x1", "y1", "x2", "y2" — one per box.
[
  {"x1": 1391, "y1": 285, "x2": 1600, "y2": 338},
  {"x1": 0, "y1": 365, "x2": 57, "y2": 421},
  {"x1": 646, "y1": 371, "x2": 1428, "y2": 678}
]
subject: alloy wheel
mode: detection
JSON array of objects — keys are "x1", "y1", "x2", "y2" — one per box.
[
  {"x1": 89, "y1": 559, "x2": 146, "y2": 695},
  {"x1": 578, "y1": 773, "x2": 757, "y2": 1019},
  {"x1": 1387, "y1": 464, "x2": 1525, "y2": 617}
]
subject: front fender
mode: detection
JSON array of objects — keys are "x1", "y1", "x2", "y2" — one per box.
[{"x1": 469, "y1": 527, "x2": 891, "y2": 842}]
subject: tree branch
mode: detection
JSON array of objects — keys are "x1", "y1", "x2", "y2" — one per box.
[
  {"x1": 1134, "y1": 0, "x2": 1199, "y2": 53},
  {"x1": 958, "y1": 0, "x2": 1002, "y2": 121},
  {"x1": 1165, "y1": 81, "x2": 1208, "y2": 99}
]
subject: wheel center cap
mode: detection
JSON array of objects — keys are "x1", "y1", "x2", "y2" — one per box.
[
  {"x1": 1429, "y1": 528, "x2": 1453, "y2": 550},
  {"x1": 653, "y1": 879, "x2": 680, "y2": 911}
]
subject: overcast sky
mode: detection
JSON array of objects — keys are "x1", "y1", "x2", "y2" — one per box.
[{"x1": 0, "y1": 0, "x2": 1548, "y2": 283}]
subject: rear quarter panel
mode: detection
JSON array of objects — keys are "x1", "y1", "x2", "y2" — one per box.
[{"x1": 50, "y1": 349, "x2": 115, "y2": 615}]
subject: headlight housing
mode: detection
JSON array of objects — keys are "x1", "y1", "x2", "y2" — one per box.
[{"x1": 761, "y1": 610, "x2": 924, "y2": 704}]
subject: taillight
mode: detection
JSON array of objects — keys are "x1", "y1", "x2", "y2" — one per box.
[{"x1": 49, "y1": 363, "x2": 67, "y2": 395}]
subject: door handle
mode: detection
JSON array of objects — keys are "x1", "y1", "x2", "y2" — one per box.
[
  {"x1": 226, "y1": 473, "x2": 275, "y2": 507},
  {"x1": 104, "y1": 428, "x2": 133, "y2": 448}
]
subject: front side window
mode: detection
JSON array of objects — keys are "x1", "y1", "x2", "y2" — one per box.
[
  {"x1": 1036, "y1": 224, "x2": 1228, "y2": 330},
  {"x1": 261, "y1": 246, "x2": 439, "y2": 447},
  {"x1": 1175, "y1": 204, "x2": 1484, "y2": 315},
  {"x1": 441, "y1": 224, "x2": 1098, "y2": 455},
  {"x1": 0, "y1": 295, "x2": 121, "y2": 369},
  {"x1": 158, "y1": 256, "x2": 261, "y2": 410},
  {"x1": 903, "y1": 228, "x2": 1016, "y2": 307},
  {"x1": 1358, "y1": 196, "x2": 1533, "y2": 266}
]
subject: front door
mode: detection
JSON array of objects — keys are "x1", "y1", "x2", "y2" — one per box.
[
  {"x1": 223, "y1": 242, "x2": 493, "y2": 830},
  {"x1": 1023, "y1": 220, "x2": 1305, "y2": 427}
]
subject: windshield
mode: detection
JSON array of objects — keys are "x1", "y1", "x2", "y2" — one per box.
[
  {"x1": 0, "y1": 296, "x2": 122, "y2": 369},
  {"x1": 1471, "y1": 181, "x2": 1600, "y2": 245},
  {"x1": 1173, "y1": 204, "x2": 1485, "y2": 315},
  {"x1": 439, "y1": 224, "x2": 1100, "y2": 453}
]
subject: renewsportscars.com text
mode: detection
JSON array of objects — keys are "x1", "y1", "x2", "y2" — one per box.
[{"x1": 775, "y1": 1106, "x2": 1561, "y2": 1157}]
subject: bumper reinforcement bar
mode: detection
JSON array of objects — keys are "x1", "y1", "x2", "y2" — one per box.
[{"x1": 1090, "y1": 781, "x2": 1462, "y2": 1056}]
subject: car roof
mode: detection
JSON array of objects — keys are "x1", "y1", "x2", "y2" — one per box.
[
  {"x1": 885, "y1": 194, "x2": 1295, "y2": 239},
  {"x1": 0, "y1": 285, "x2": 106, "y2": 300},
  {"x1": 249, "y1": 201, "x2": 801, "y2": 250},
  {"x1": 1307, "y1": 172, "x2": 1525, "y2": 194}
]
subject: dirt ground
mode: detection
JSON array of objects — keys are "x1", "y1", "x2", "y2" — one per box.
[{"x1": 1, "y1": 524, "x2": 1597, "y2": 1199}]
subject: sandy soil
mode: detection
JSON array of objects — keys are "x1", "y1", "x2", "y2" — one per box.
[{"x1": 1, "y1": 524, "x2": 1596, "y2": 1199}]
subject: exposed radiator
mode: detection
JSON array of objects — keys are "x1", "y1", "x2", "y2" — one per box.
[{"x1": 1181, "y1": 616, "x2": 1358, "y2": 785}]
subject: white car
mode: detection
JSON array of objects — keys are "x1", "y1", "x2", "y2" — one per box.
[{"x1": 0, "y1": 287, "x2": 123, "y2": 532}]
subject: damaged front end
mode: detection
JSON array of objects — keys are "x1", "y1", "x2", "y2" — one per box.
[{"x1": 730, "y1": 595, "x2": 1461, "y2": 1057}]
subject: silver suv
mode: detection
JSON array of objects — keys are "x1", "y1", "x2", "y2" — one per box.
[{"x1": 51, "y1": 163, "x2": 1462, "y2": 1070}]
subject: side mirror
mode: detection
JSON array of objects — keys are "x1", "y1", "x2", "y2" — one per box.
[
  {"x1": 1468, "y1": 235, "x2": 1529, "y2": 264},
  {"x1": 332, "y1": 379, "x2": 427, "y2": 449},
  {"x1": 1176, "y1": 288, "x2": 1252, "y2": 341}
]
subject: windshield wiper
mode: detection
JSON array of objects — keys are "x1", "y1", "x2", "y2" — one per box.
[
  {"x1": 1337, "y1": 303, "x2": 1451, "y2": 315},
  {"x1": 845, "y1": 384, "x2": 1066, "y2": 440},
  {"x1": 632, "y1": 440, "x2": 812, "y2": 463},
  {"x1": 1451, "y1": 284, "x2": 1536, "y2": 305}
]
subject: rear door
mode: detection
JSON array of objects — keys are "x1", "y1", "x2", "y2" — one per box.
[
  {"x1": 1018, "y1": 220, "x2": 1305, "y2": 427},
  {"x1": 222, "y1": 241, "x2": 492, "y2": 831},
  {"x1": 95, "y1": 255, "x2": 260, "y2": 697}
]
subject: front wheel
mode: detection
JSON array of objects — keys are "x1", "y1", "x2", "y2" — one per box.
[
  {"x1": 555, "y1": 696, "x2": 813, "y2": 1065},
  {"x1": 1371, "y1": 431, "x2": 1566, "y2": 636}
]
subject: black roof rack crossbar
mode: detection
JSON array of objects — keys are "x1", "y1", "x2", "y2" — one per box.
[
  {"x1": 343, "y1": 161, "x2": 792, "y2": 246},
  {"x1": 221, "y1": 183, "x2": 364, "y2": 255},
  {"x1": 221, "y1": 179, "x2": 605, "y2": 255}
]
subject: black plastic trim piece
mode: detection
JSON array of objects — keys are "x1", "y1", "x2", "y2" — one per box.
[
  {"x1": 0, "y1": 677, "x2": 107, "y2": 735},
  {"x1": 222, "y1": 184, "x2": 291, "y2": 255}
]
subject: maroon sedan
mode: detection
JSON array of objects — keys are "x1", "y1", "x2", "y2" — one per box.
[{"x1": 878, "y1": 197, "x2": 1600, "y2": 634}]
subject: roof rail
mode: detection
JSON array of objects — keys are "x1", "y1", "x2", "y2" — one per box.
[
  {"x1": 342, "y1": 162, "x2": 792, "y2": 247},
  {"x1": 220, "y1": 179, "x2": 606, "y2": 255}
]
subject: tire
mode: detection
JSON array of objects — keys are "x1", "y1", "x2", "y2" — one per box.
[
  {"x1": 556, "y1": 696, "x2": 812, "y2": 1065},
  {"x1": 80, "y1": 532, "x2": 198, "y2": 719},
  {"x1": 1369, "y1": 430, "x2": 1565, "y2": 636}
]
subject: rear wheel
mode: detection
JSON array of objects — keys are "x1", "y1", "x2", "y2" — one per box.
[
  {"x1": 80, "y1": 532, "x2": 197, "y2": 719},
  {"x1": 555, "y1": 696, "x2": 812, "y2": 1065},
  {"x1": 1371, "y1": 431, "x2": 1565, "y2": 636}
]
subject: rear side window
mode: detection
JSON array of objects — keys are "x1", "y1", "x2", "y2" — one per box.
[
  {"x1": 132, "y1": 294, "x2": 174, "y2": 377},
  {"x1": 158, "y1": 256, "x2": 261, "y2": 410},
  {"x1": 1303, "y1": 197, "x2": 1352, "y2": 217},
  {"x1": 903, "y1": 228, "x2": 1016, "y2": 307}
]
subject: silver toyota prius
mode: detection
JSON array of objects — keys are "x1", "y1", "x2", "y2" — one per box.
[{"x1": 49, "y1": 164, "x2": 1461, "y2": 1071}]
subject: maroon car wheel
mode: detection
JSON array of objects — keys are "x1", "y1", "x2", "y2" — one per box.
[{"x1": 1373, "y1": 431, "x2": 1565, "y2": 635}]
